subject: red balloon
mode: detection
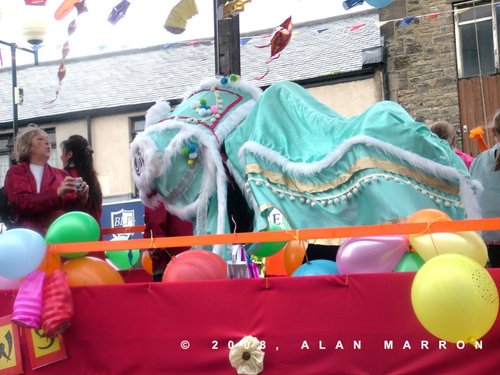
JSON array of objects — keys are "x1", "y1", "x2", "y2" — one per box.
[{"x1": 162, "y1": 250, "x2": 227, "y2": 282}]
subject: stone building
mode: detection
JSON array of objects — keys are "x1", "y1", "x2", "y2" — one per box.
[{"x1": 380, "y1": 0, "x2": 500, "y2": 153}]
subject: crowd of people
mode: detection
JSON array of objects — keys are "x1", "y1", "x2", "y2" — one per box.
[{"x1": 1, "y1": 108, "x2": 499, "y2": 277}]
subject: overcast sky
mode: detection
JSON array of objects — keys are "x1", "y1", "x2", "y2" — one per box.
[{"x1": 0, "y1": 0, "x2": 371, "y2": 65}]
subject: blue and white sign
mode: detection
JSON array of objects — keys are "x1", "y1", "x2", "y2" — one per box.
[{"x1": 101, "y1": 199, "x2": 145, "y2": 241}]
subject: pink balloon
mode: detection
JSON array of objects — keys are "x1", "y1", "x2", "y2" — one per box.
[
  {"x1": 0, "y1": 275, "x2": 22, "y2": 290},
  {"x1": 337, "y1": 235, "x2": 408, "y2": 274}
]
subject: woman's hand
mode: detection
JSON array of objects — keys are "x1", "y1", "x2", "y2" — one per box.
[
  {"x1": 57, "y1": 177, "x2": 88, "y2": 198},
  {"x1": 57, "y1": 176, "x2": 78, "y2": 196}
]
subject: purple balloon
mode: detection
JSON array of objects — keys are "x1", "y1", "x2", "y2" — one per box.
[{"x1": 337, "y1": 235, "x2": 408, "y2": 274}]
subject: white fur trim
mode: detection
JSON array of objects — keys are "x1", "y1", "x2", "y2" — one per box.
[{"x1": 145, "y1": 100, "x2": 172, "y2": 127}]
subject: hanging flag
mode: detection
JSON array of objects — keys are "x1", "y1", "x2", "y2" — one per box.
[
  {"x1": 427, "y1": 13, "x2": 441, "y2": 19},
  {"x1": 349, "y1": 23, "x2": 365, "y2": 31},
  {"x1": 25, "y1": 0, "x2": 47, "y2": 4},
  {"x1": 164, "y1": 0, "x2": 198, "y2": 35},
  {"x1": 46, "y1": 0, "x2": 86, "y2": 104},
  {"x1": 107, "y1": 0, "x2": 130, "y2": 25},
  {"x1": 240, "y1": 37, "x2": 252, "y2": 46},
  {"x1": 255, "y1": 16, "x2": 293, "y2": 63},
  {"x1": 399, "y1": 16, "x2": 416, "y2": 27}
]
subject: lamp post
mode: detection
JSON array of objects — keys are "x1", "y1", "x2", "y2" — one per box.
[
  {"x1": 213, "y1": 0, "x2": 241, "y2": 76},
  {"x1": 0, "y1": 40, "x2": 39, "y2": 139}
]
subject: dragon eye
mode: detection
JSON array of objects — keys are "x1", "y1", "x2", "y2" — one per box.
[{"x1": 133, "y1": 150, "x2": 145, "y2": 176}]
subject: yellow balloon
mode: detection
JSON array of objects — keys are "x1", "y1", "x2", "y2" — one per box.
[
  {"x1": 409, "y1": 231, "x2": 488, "y2": 266},
  {"x1": 411, "y1": 254, "x2": 499, "y2": 344}
]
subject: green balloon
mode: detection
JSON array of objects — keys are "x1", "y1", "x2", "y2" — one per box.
[
  {"x1": 252, "y1": 223, "x2": 287, "y2": 258},
  {"x1": 45, "y1": 211, "x2": 100, "y2": 258},
  {"x1": 106, "y1": 249, "x2": 140, "y2": 270},
  {"x1": 46, "y1": 211, "x2": 100, "y2": 244},
  {"x1": 394, "y1": 252, "x2": 425, "y2": 272}
]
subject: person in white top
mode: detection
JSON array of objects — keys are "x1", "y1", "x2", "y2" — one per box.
[{"x1": 470, "y1": 109, "x2": 500, "y2": 267}]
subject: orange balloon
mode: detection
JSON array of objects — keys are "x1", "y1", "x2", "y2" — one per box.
[
  {"x1": 141, "y1": 251, "x2": 153, "y2": 275},
  {"x1": 283, "y1": 240, "x2": 307, "y2": 275},
  {"x1": 406, "y1": 209, "x2": 451, "y2": 224},
  {"x1": 37, "y1": 253, "x2": 62, "y2": 275},
  {"x1": 62, "y1": 256, "x2": 125, "y2": 286}
]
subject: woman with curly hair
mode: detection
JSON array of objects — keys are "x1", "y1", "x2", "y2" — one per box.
[{"x1": 4, "y1": 124, "x2": 88, "y2": 235}]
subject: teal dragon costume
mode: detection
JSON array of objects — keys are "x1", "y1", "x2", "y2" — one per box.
[{"x1": 130, "y1": 76, "x2": 481, "y2": 257}]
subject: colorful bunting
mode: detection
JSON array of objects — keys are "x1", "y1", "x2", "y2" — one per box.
[
  {"x1": 254, "y1": 16, "x2": 293, "y2": 80},
  {"x1": 218, "y1": 0, "x2": 252, "y2": 20},
  {"x1": 343, "y1": 0, "x2": 364, "y2": 11},
  {"x1": 164, "y1": 0, "x2": 198, "y2": 35},
  {"x1": 46, "y1": 0, "x2": 87, "y2": 104},
  {"x1": 398, "y1": 16, "x2": 416, "y2": 27},
  {"x1": 107, "y1": 0, "x2": 131, "y2": 25},
  {"x1": 349, "y1": 23, "x2": 366, "y2": 31},
  {"x1": 25, "y1": 0, "x2": 47, "y2": 5},
  {"x1": 240, "y1": 37, "x2": 252, "y2": 46}
]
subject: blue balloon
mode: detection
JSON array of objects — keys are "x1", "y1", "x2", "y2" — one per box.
[
  {"x1": 0, "y1": 228, "x2": 46, "y2": 278},
  {"x1": 292, "y1": 259, "x2": 339, "y2": 277},
  {"x1": 365, "y1": 0, "x2": 393, "y2": 8}
]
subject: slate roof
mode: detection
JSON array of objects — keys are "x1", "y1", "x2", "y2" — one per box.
[{"x1": 0, "y1": 9, "x2": 380, "y2": 126}]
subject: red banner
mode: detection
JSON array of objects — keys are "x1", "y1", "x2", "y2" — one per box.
[{"x1": 1, "y1": 271, "x2": 499, "y2": 374}]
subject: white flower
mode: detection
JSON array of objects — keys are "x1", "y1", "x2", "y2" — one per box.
[{"x1": 229, "y1": 336, "x2": 264, "y2": 375}]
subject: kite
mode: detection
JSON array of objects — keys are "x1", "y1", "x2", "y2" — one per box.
[
  {"x1": 164, "y1": 0, "x2": 198, "y2": 35},
  {"x1": 254, "y1": 16, "x2": 293, "y2": 80}
]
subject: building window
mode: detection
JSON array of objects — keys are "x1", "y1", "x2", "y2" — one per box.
[
  {"x1": 0, "y1": 136, "x2": 11, "y2": 187},
  {"x1": 454, "y1": 1, "x2": 500, "y2": 78},
  {"x1": 130, "y1": 117, "x2": 145, "y2": 142},
  {"x1": 0, "y1": 128, "x2": 57, "y2": 186},
  {"x1": 129, "y1": 117, "x2": 145, "y2": 198}
]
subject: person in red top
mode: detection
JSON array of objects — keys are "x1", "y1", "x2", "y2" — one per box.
[
  {"x1": 144, "y1": 203, "x2": 193, "y2": 281},
  {"x1": 4, "y1": 124, "x2": 89, "y2": 235},
  {"x1": 60, "y1": 135, "x2": 103, "y2": 233}
]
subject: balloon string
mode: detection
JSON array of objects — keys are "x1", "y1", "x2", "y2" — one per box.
[
  {"x1": 254, "y1": 67, "x2": 269, "y2": 81},
  {"x1": 149, "y1": 229, "x2": 172, "y2": 261},
  {"x1": 413, "y1": 218, "x2": 448, "y2": 257},
  {"x1": 231, "y1": 215, "x2": 238, "y2": 245},
  {"x1": 284, "y1": 228, "x2": 300, "y2": 241},
  {"x1": 149, "y1": 230, "x2": 156, "y2": 250}
]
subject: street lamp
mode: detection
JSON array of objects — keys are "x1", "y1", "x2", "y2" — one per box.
[
  {"x1": 0, "y1": 3, "x2": 47, "y2": 162},
  {"x1": 0, "y1": 40, "x2": 40, "y2": 165},
  {"x1": 0, "y1": 41, "x2": 39, "y2": 138}
]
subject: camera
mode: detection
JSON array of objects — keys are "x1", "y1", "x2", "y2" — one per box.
[{"x1": 75, "y1": 178, "x2": 83, "y2": 191}]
